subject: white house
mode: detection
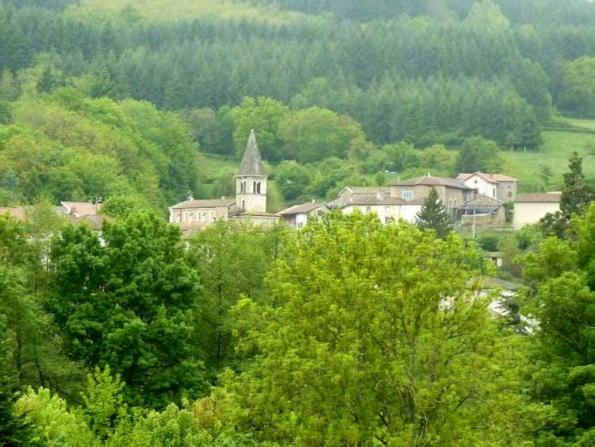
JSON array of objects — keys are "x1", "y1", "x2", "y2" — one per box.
[
  {"x1": 277, "y1": 202, "x2": 329, "y2": 228},
  {"x1": 513, "y1": 192, "x2": 561, "y2": 230},
  {"x1": 457, "y1": 173, "x2": 518, "y2": 202},
  {"x1": 338, "y1": 195, "x2": 424, "y2": 225}
]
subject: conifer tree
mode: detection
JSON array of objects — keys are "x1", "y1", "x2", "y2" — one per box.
[
  {"x1": 541, "y1": 152, "x2": 595, "y2": 238},
  {"x1": 416, "y1": 186, "x2": 452, "y2": 238}
]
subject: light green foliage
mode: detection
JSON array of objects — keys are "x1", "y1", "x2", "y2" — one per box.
[
  {"x1": 0, "y1": 88, "x2": 199, "y2": 208},
  {"x1": 520, "y1": 204, "x2": 595, "y2": 445},
  {"x1": 225, "y1": 211, "x2": 534, "y2": 446},
  {"x1": 560, "y1": 57, "x2": 595, "y2": 118},
  {"x1": 540, "y1": 152, "x2": 595, "y2": 238},
  {"x1": 419, "y1": 144, "x2": 457, "y2": 177},
  {"x1": 17, "y1": 387, "x2": 97, "y2": 447},
  {"x1": 500, "y1": 126, "x2": 595, "y2": 193},
  {"x1": 455, "y1": 136, "x2": 504, "y2": 174},
  {"x1": 82, "y1": 367, "x2": 127, "y2": 440},
  {"x1": 275, "y1": 161, "x2": 312, "y2": 202},
  {"x1": 227, "y1": 97, "x2": 289, "y2": 161},
  {"x1": 279, "y1": 106, "x2": 366, "y2": 163},
  {"x1": 48, "y1": 212, "x2": 206, "y2": 408},
  {"x1": 16, "y1": 368, "x2": 261, "y2": 447}
]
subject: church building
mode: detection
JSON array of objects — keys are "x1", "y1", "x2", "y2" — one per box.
[{"x1": 169, "y1": 130, "x2": 279, "y2": 235}]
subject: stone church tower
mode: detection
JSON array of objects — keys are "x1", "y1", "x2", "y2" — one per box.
[{"x1": 236, "y1": 130, "x2": 267, "y2": 213}]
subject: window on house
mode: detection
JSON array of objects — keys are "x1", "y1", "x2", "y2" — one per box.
[
  {"x1": 242, "y1": 200, "x2": 245, "y2": 210},
  {"x1": 257, "y1": 182, "x2": 261, "y2": 194},
  {"x1": 253, "y1": 182, "x2": 256, "y2": 193},
  {"x1": 297, "y1": 222, "x2": 303, "y2": 228},
  {"x1": 366, "y1": 206, "x2": 372, "y2": 213},
  {"x1": 384, "y1": 217, "x2": 390, "y2": 225},
  {"x1": 402, "y1": 190, "x2": 414, "y2": 200},
  {"x1": 493, "y1": 188, "x2": 496, "y2": 198},
  {"x1": 508, "y1": 192, "x2": 512, "y2": 198}
]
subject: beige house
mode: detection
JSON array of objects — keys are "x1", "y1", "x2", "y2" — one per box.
[
  {"x1": 513, "y1": 193, "x2": 561, "y2": 230},
  {"x1": 390, "y1": 175, "x2": 473, "y2": 214},
  {"x1": 457, "y1": 172, "x2": 518, "y2": 202},
  {"x1": 277, "y1": 202, "x2": 329, "y2": 228},
  {"x1": 339, "y1": 195, "x2": 423, "y2": 225},
  {"x1": 169, "y1": 130, "x2": 279, "y2": 233}
]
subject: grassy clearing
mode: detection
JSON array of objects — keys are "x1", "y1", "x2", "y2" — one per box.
[
  {"x1": 502, "y1": 128, "x2": 595, "y2": 193},
  {"x1": 76, "y1": 0, "x2": 307, "y2": 23},
  {"x1": 198, "y1": 153, "x2": 238, "y2": 183}
]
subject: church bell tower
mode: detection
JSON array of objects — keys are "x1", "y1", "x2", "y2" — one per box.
[{"x1": 236, "y1": 130, "x2": 267, "y2": 213}]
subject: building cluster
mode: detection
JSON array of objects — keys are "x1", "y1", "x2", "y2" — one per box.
[
  {"x1": 169, "y1": 131, "x2": 562, "y2": 234},
  {"x1": 1, "y1": 131, "x2": 562, "y2": 235}
]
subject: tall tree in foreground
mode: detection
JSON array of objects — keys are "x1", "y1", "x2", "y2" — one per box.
[
  {"x1": 224, "y1": 211, "x2": 536, "y2": 446},
  {"x1": 47, "y1": 213, "x2": 206, "y2": 408},
  {"x1": 522, "y1": 204, "x2": 595, "y2": 445},
  {"x1": 416, "y1": 186, "x2": 452, "y2": 238},
  {"x1": 541, "y1": 152, "x2": 594, "y2": 238}
]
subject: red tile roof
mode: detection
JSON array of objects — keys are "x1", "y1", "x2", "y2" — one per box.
[
  {"x1": 61, "y1": 202, "x2": 102, "y2": 217},
  {"x1": 0, "y1": 207, "x2": 25, "y2": 220},
  {"x1": 392, "y1": 175, "x2": 471, "y2": 190}
]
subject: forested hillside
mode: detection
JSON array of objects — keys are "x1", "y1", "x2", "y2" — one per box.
[{"x1": 1, "y1": 0, "x2": 595, "y2": 206}]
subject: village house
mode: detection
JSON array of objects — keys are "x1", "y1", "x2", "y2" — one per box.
[
  {"x1": 390, "y1": 174, "x2": 473, "y2": 215},
  {"x1": 456, "y1": 172, "x2": 518, "y2": 202},
  {"x1": 338, "y1": 195, "x2": 423, "y2": 225},
  {"x1": 277, "y1": 201, "x2": 329, "y2": 228},
  {"x1": 278, "y1": 185, "x2": 424, "y2": 229},
  {"x1": 513, "y1": 192, "x2": 561, "y2": 230},
  {"x1": 169, "y1": 130, "x2": 280, "y2": 233}
]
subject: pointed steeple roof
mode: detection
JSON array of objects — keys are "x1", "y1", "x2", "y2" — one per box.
[{"x1": 238, "y1": 129, "x2": 266, "y2": 177}]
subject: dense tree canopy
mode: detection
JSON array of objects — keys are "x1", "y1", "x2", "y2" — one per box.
[
  {"x1": 47, "y1": 212, "x2": 206, "y2": 408},
  {"x1": 224, "y1": 212, "x2": 534, "y2": 446}
]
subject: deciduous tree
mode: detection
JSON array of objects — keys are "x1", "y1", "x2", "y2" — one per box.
[{"x1": 224, "y1": 211, "x2": 534, "y2": 446}]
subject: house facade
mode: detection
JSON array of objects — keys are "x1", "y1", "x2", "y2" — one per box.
[
  {"x1": 390, "y1": 175, "x2": 473, "y2": 214},
  {"x1": 457, "y1": 173, "x2": 518, "y2": 202},
  {"x1": 513, "y1": 193, "x2": 561, "y2": 230},
  {"x1": 339, "y1": 196, "x2": 423, "y2": 225},
  {"x1": 277, "y1": 202, "x2": 329, "y2": 228},
  {"x1": 169, "y1": 130, "x2": 279, "y2": 233}
]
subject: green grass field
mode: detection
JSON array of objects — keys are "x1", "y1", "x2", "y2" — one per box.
[
  {"x1": 74, "y1": 0, "x2": 307, "y2": 23},
  {"x1": 502, "y1": 125, "x2": 595, "y2": 193}
]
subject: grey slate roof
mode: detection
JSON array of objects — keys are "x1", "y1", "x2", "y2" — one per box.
[
  {"x1": 278, "y1": 202, "x2": 328, "y2": 216},
  {"x1": 341, "y1": 196, "x2": 425, "y2": 207},
  {"x1": 515, "y1": 193, "x2": 561, "y2": 203},
  {"x1": 392, "y1": 175, "x2": 472, "y2": 190},
  {"x1": 237, "y1": 129, "x2": 266, "y2": 177},
  {"x1": 457, "y1": 172, "x2": 518, "y2": 183},
  {"x1": 170, "y1": 198, "x2": 236, "y2": 210}
]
